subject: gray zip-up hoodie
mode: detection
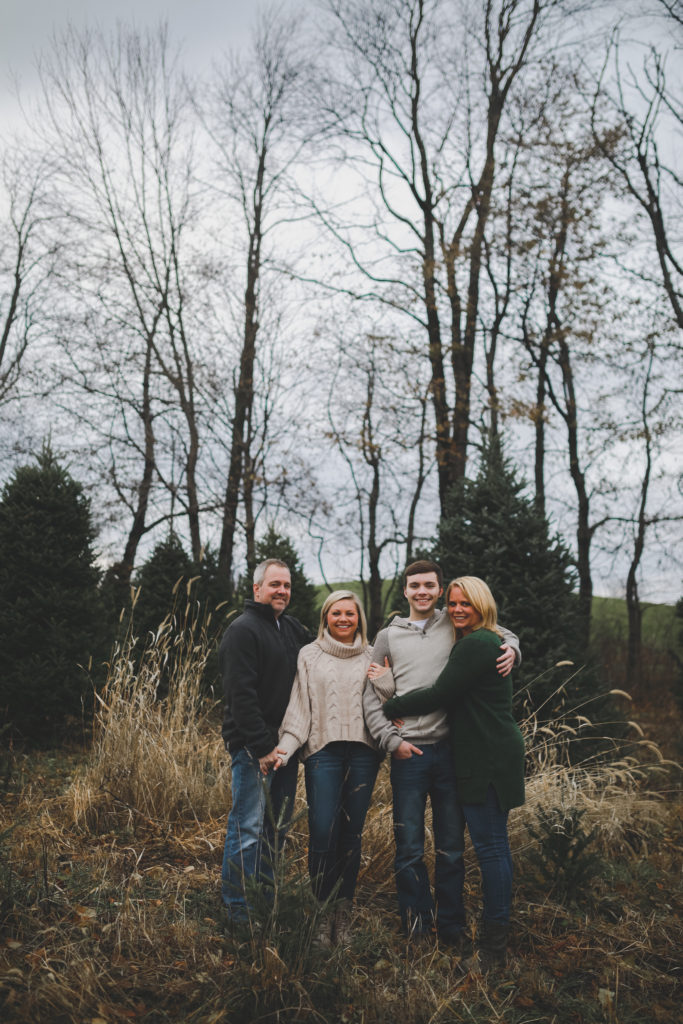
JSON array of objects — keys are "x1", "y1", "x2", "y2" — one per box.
[{"x1": 362, "y1": 608, "x2": 521, "y2": 753}]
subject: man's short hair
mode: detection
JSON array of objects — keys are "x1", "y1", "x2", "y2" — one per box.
[
  {"x1": 253, "y1": 557, "x2": 290, "y2": 587},
  {"x1": 403, "y1": 559, "x2": 443, "y2": 588}
]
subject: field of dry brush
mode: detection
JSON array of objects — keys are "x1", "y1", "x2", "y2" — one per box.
[{"x1": 2, "y1": 626, "x2": 681, "y2": 1023}]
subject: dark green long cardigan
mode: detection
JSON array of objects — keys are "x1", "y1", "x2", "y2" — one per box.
[{"x1": 382, "y1": 627, "x2": 525, "y2": 811}]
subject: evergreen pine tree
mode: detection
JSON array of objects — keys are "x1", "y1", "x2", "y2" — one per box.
[
  {"x1": 194, "y1": 545, "x2": 232, "y2": 629},
  {"x1": 131, "y1": 536, "x2": 231, "y2": 640},
  {"x1": 0, "y1": 445, "x2": 103, "y2": 742},
  {"x1": 132, "y1": 533, "x2": 195, "y2": 641},
  {"x1": 237, "y1": 526, "x2": 318, "y2": 631},
  {"x1": 431, "y1": 437, "x2": 585, "y2": 720},
  {"x1": 127, "y1": 536, "x2": 231, "y2": 694}
]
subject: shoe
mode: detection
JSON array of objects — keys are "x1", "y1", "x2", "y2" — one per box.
[
  {"x1": 477, "y1": 919, "x2": 509, "y2": 971},
  {"x1": 438, "y1": 929, "x2": 473, "y2": 958},
  {"x1": 313, "y1": 915, "x2": 333, "y2": 952},
  {"x1": 334, "y1": 899, "x2": 353, "y2": 945},
  {"x1": 403, "y1": 928, "x2": 433, "y2": 948}
]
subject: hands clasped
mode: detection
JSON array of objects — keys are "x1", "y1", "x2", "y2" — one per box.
[{"x1": 259, "y1": 748, "x2": 286, "y2": 775}]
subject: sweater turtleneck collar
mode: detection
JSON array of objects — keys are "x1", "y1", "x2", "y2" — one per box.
[{"x1": 317, "y1": 629, "x2": 368, "y2": 659}]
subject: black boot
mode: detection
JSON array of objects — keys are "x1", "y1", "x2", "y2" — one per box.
[
  {"x1": 477, "y1": 919, "x2": 509, "y2": 971},
  {"x1": 438, "y1": 928, "x2": 474, "y2": 959}
]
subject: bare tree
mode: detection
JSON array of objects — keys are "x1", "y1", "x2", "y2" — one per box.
[
  {"x1": 310, "y1": 0, "x2": 569, "y2": 509},
  {"x1": 655, "y1": 0, "x2": 683, "y2": 28},
  {"x1": 602, "y1": 322, "x2": 682, "y2": 689},
  {"x1": 507, "y1": 94, "x2": 620, "y2": 642},
  {"x1": 592, "y1": 27, "x2": 683, "y2": 328},
  {"x1": 36, "y1": 24, "x2": 205, "y2": 581},
  {"x1": 624, "y1": 339, "x2": 656, "y2": 687},
  {"x1": 199, "y1": 10, "x2": 310, "y2": 590},
  {"x1": 324, "y1": 327, "x2": 433, "y2": 636},
  {"x1": 0, "y1": 152, "x2": 54, "y2": 407}
]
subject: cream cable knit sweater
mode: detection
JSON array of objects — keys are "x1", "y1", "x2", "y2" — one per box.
[{"x1": 277, "y1": 630, "x2": 394, "y2": 765}]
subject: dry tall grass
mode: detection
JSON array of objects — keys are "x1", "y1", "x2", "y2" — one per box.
[
  {"x1": 2, "y1": 636, "x2": 680, "y2": 1023},
  {"x1": 515, "y1": 670, "x2": 675, "y2": 857},
  {"x1": 65, "y1": 613, "x2": 230, "y2": 832},
  {"x1": 66, "y1": 631, "x2": 676, "y2": 882}
]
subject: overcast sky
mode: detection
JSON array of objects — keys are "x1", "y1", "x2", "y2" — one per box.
[
  {"x1": 2, "y1": 0, "x2": 290, "y2": 132},
  {"x1": 2, "y1": 1, "x2": 680, "y2": 601}
]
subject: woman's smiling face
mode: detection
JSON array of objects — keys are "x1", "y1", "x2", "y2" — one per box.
[
  {"x1": 326, "y1": 598, "x2": 359, "y2": 644},
  {"x1": 447, "y1": 586, "x2": 482, "y2": 635}
]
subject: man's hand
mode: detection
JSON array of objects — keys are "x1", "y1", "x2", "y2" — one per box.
[
  {"x1": 392, "y1": 740, "x2": 423, "y2": 760},
  {"x1": 496, "y1": 643, "x2": 515, "y2": 678},
  {"x1": 259, "y1": 748, "x2": 287, "y2": 775},
  {"x1": 367, "y1": 656, "x2": 390, "y2": 680}
]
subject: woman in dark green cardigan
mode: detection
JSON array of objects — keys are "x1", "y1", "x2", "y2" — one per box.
[{"x1": 382, "y1": 576, "x2": 524, "y2": 969}]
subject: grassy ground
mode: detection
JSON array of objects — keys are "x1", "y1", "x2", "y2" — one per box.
[
  {"x1": 1, "y1": 749, "x2": 680, "y2": 1024},
  {"x1": 1, "y1": 615, "x2": 681, "y2": 1023}
]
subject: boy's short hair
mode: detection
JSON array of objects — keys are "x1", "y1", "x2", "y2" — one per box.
[{"x1": 403, "y1": 559, "x2": 443, "y2": 588}]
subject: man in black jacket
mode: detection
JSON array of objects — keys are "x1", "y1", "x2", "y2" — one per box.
[{"x1": 220, "y1": 558, "x2": 309, "y2": 920}]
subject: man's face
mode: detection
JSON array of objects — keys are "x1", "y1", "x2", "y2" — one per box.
[
  {"x1": 404, "y1": 571, "x2": 443, "y2": 620},
  {"x1": 253, "y1": 564, "x2": 292, "y2": 617}
]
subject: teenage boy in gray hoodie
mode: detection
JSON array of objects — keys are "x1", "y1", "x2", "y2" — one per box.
[{"x1": 362, "y1": 560, "x2": 520, "y2": 945}]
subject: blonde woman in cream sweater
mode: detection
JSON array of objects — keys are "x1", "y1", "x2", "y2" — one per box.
[{"x1": 266, "y1": 590, "x2": 393, "y2": 945}]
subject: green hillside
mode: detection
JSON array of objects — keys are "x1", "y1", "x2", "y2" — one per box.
[{"x1": 591, "y1": 596, "x2": 677, "y2": 653}]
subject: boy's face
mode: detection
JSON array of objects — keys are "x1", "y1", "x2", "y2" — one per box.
[{"x1": 404, "y1": 571, "x2": 443, "y2": 620}]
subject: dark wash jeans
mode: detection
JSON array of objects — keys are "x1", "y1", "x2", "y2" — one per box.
[
  {"x1": 221, "y1": 747, "x2": 298, "y2": 920},
  {"x1": 304, "y1": 741, "x2": 381, "y2": 903},
  {"x1": 459, "y1": 784, "x2": 512, "y2": 925},
  {"x1": 390, "y1": 739, "x2": 465, "y2": 936}
]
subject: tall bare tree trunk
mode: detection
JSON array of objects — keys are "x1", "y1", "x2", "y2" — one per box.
[
  {"x1": 625, "y1": 344, "x2": 655, "y2": 690},
  {"x1": 554, "y1": 334, "x2": 593, "y2": 645},
  {"x1": 206, "y1": 11, "x2": 304, "y2": 590},
  {"x1": 218, "y1": 168, "x2": 264, "y2": 586}
]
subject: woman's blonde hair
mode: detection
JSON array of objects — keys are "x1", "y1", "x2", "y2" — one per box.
[
  {"x1": 317, "y1": 589, "x2": 368, "y2": 646},
  {"x1": 446, "y1": 576, "x2": 503, "y2": 637}
]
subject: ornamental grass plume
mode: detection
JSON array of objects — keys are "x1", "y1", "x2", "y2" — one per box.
[
  {"x1": 65, "y1": 601, "x2": 230, "y2": 831},
  {"x1": 512, "y1": 665, "x2": 674, "y2": 874}
]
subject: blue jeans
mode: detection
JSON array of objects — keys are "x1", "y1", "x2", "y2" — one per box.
[
  {"x1": 459, "y1": 784, "x2": 512, "y2": 925},
  {"x1": 221, "y1": 747, "x2": 299, "y2": 919},
  {"x1": 304, "y1": 742, "x2": 381, "y2": 903},
  {"x1": 390, "y1": 740, "x2": 465, "y2": 936}
]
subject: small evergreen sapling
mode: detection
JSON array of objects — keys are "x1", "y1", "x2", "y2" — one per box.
[{"x1": 527, "y1": 804, "x2": 602, "y2": 902}]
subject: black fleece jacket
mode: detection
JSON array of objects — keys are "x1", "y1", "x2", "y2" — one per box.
[{"x1": 220, "y1": 600, "x2": 309, "y2": 757}]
